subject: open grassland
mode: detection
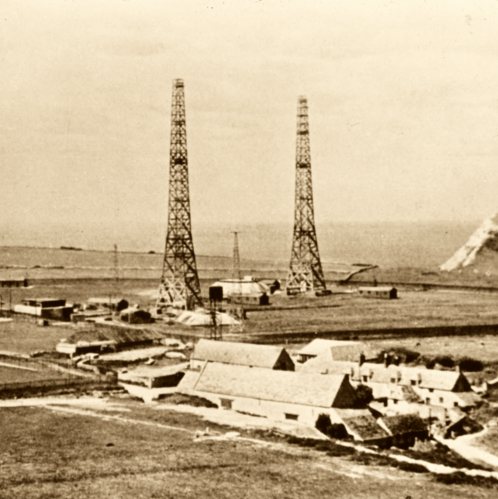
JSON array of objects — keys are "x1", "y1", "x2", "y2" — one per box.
[
  {"x1": 242, "y1": 289, "x2": 498, "y2": 336},
  {"x1": 23, "y1": 279, "x2": 498, "y2": 336},
  {"x1": 0, "y1": 365, "x2": 66, "y2": 384},
  {"x1": 0, "y1": 404, "x2": 496, "y2": 499},
  {"x1": 0, "y1": 320, "x2": 73, "y2": 354},
  {"x1": 370, "y1": 335, "x2": 498, "y2": 364},
  {"x1": 4, "y1": 281, "x2": 498, "y2": 360}
]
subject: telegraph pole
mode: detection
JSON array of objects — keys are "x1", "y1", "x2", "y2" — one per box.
[{"x1": 232, "y1": 231, "x2": 241, "y2": 280}]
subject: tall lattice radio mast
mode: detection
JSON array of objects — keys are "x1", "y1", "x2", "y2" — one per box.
[
  {"x1": 286, "y1": 96, "x2": 327, "y2": 295},
  {"x1": 157, "y1": 79, "x2": 202, "y2": 310}
]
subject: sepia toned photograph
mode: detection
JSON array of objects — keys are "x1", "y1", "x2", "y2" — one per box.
[{"x1": 1, "y1": 0, "x2": 498, "y2": 497}]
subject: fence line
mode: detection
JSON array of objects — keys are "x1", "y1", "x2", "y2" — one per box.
[{"x1": 0, "y1": 377, "x2": 106, "y2": 392}]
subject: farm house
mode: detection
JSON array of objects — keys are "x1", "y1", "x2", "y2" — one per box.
[
  {"x1": 178, "y1": 362, "x2": 357, "y2": 426},
  {"x1": 301, "y1": 359, "x2": 478, "y2": 411}
]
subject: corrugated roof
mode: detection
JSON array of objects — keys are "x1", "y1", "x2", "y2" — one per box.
[
  {"x1": 119, "y1": 362, "x2": 189, "y2": 381},
  {"x1": 176, "y1": 310, "x2": 240, "y2": 327},
  {"x1": 359, "y1": 286, "x2": 396, "y2": 292},
  {"x1": 211, "y1": 279, "x2": 269, "y2": 297},
  {"x1": 191, "y1": 339, "x2": 292, "y2": 369},
  {"x1": 184, "y1": 362, "x2": 353, "y2": 408}
]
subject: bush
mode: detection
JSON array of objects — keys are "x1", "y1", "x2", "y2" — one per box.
[
  {"x1": 458, "y1": 357, "x2": 484, "y2": 372},
  {"x1": 377, "y1": 348, "x2": 420, "y2": 365},
  {"x1": 434, "y1": 355, "x2": 455, "y2": 368},
  {"x1": 355, "y1": 384, "x2": 373, "y2": 407},
  {"x1": 315, "y1": 414, "x2": 348, "y2": 439}
]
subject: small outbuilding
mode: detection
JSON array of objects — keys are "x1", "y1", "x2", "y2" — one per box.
[
  {"x1": 358, "y1": 286, "x2": 398, "y2": 299},
  {"x1": 210, "y1": 276, "x2": 270, "y2": 298},
  {"x1": 297, "y1": 339, "x2": 374, "y2": 364},
  {"x1": 14, "y1": 298, "x2": 73, "y2": 321}
]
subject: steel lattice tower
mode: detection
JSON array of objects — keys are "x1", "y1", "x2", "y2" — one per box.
[
  {"x1": 157, "y1": 79, "x2": 202, "y2": 310},
  {"x1": 286, "y1": 96, "x2": 327, "y2": 294}
]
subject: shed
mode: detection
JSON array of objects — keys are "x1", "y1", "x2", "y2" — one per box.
[
  {"x1": 358, "y1": 286, "x2": 398, "y2": 299},
  {"x1": 335, "y1": 409, "x2": 390, "y2": 445},
  {"x1": 210, "y1": 276, "x2": 269, "y2": 298},
  {"x1": 378, "y1": 414, "x2": 428, "y2": 448},
  {"x1": 175, "y1": 309, "x2": 240, "y2": 327},
  {"x1": 119, "y1": 307, "x2": 153, "y2": 324},
  {"x1": 191, "y1": 339, "x2": 294, "y2": 371},
  {"x1": 118, "y1": 362, "x2": 189, "y2": 389}
]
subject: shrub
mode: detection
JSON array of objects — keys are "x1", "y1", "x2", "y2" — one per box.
[
  {"x1": 434, "y1": 355, "x2": 455, "y2": 368},
  {"x1": 315, "y1": 414, "x2": 349, "y2": 439},
  {"x1": 458, "y1": 357, "x2": 484, "y2": 372},
  {"x1": 377, "y1": 348, "x2": 420, "y2": 365},
  {"x1": 355, "y1": 384, "x2": 373, "y2": 407}
]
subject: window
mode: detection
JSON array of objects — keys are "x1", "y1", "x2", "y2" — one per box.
[
  {"x1": 390, "y1": 377, "x2": 396, "y2": 384},
  {"x1": 362, "y1": 375, "x2": 368, "y2": 382},
  {"x1": 220, "y1": 398, "x2": 233, "y2": 410},
  {"x1": 284, "y1": 413, "x2": 299, "y2": 421},
  {"x1": 410, "y1": 380, "x2": 416, "y2": 386},
  {"x1": 439, "y1": 397, "x2": 444, "y2": 404},
  {"x1": 428, "y1": 388, "x2": 434, "y2": 393}
]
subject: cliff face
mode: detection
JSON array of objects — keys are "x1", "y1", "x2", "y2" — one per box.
[{"x1": 440, "y1": 214, "x2": 498, "y2": 273}]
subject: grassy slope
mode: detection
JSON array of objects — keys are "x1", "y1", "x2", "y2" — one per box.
[{"x1": 0, "y1": 406, "x2": 495, "y2": 499}]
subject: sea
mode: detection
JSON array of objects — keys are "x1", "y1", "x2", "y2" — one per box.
[{"x1": 0, "y1": 221, "x2": 477, "y2": 280}]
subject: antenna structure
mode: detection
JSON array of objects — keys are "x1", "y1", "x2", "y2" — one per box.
[
  {"x1": 232, "y1": 231, "x2": 241, "y2": 280},
  {"x1": 157, "y1": 79, "x2": 202, "y2": 310},
  {"x1": 286, "y1": 96, "x2": 327, "y2": 295}
]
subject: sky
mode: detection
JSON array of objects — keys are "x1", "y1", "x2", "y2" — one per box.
[{"x1": 1, "y1": 0, "x2": 498, "y2": 248}]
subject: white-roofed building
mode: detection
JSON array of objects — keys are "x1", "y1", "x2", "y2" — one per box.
[
  {"x1": 301, "y1": 359, "x2": 479, "y2": 414},
  {"x1": 190, "y1": 339, "x2": 294, "y2": 371},
  {"x1": 296, "y1": 339, "x2": 375, "y2": 363},
  {"x1": 178, "y1": 362, "x2": 358, "y2": 426},
  {"x1": 175, "y1": 310, "x2": 240, "y2": 327},
  {"x1": 210, "y1": 276, "x2": 270, "y2": 302}
]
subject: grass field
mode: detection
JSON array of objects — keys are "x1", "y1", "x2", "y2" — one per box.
[
  {"x1": 0, "y1": 320, "x2": 73, "y2": 354},
  {"x1": 371, "y1": 335, "x2": 498, "y2": 364},
  {"x1": 242, "y1": 289, "x2": 498, "y2": 336},
  {"x1": 0, "y1": 365, "x2": 66, "y2": 384},
  {"x1": 3, "y1": 281, "x2": 498, "y2": 359},
  {"x1": 0, "y1": 403, "x2": 496, "y2": 498}
]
